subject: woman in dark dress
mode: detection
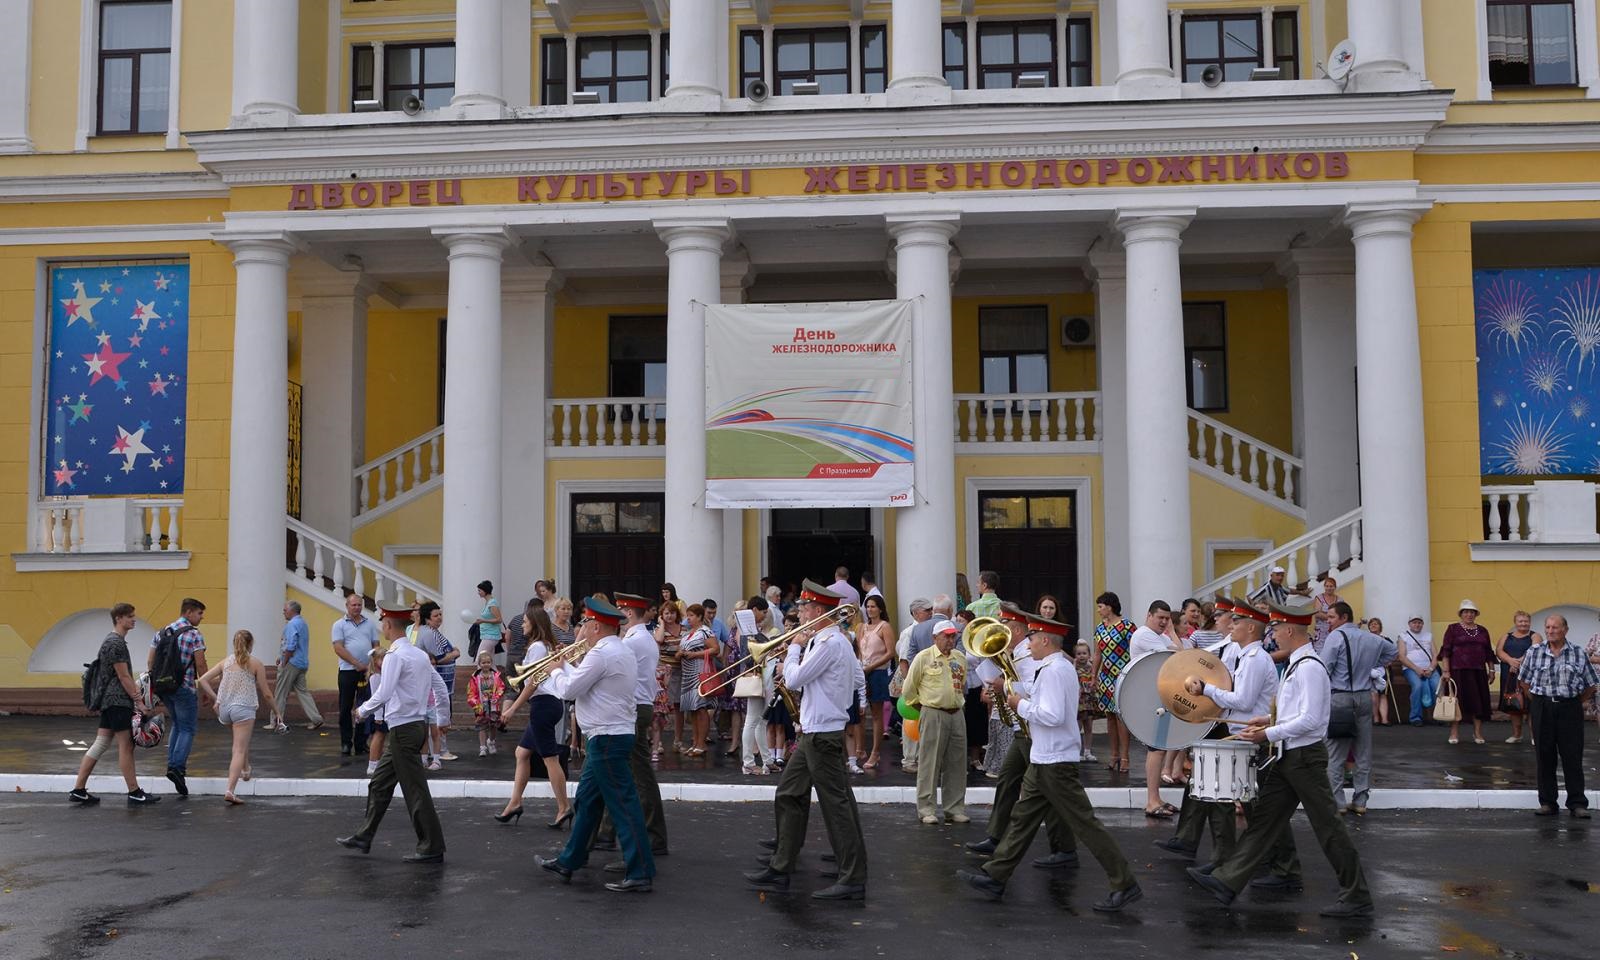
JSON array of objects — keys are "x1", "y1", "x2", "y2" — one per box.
[
  {"x1": 1439, "y1": 600, "x2": 1495, "y2": 745},
  {"x1": 1496, "y1": 610, "x2": 1539, "y2": 744}
]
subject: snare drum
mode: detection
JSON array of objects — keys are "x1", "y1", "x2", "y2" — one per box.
[{"x1": 1189, "y1": 739, "x2": 1260, "y2": 803}]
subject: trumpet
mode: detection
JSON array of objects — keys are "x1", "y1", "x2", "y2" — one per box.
[
  {"x1": 696, "y1": 603, "x2": 857, "y2": 709},
  {"x1": 962, "y1": 616, "x2": 1029, "y2": 738},
  {"x1": 506, "y1": 637, "x2": 594, "y2": 692}
]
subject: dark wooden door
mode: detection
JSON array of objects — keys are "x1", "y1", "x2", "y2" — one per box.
[
  {"x1": 767, "y1": 508, "x2": 874, "y2": 602},
  {"x1": 976, "y1": 489, "x2": 1079, "y2": 631},
  {"x1": 569, "y1": 493, "x2": 665, "y2": 604}
]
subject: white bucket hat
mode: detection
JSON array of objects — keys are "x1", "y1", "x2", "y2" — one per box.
[{"x1": 1458, "y1": 599, "x2": 1479, "y2": 614}]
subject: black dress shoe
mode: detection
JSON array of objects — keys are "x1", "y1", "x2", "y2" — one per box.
[
  {"x1": 819, "y1": 851, "x2": 836, "y2": 863},
  {"x1": 811, "y1": 883, "x2": 865, "y2": 901},
  {"x1": 1153, "y1": 837, "x2": 1198, "y2": 859},
  {"x1": 1031, "y1": 851, "x2": 1079, "y2": 869},
  {"x1": 957, "y1": 869, "x2": 1006, "y2": 900},
  {"x1": 743, "y1": 866, "x2": 790, "y2": 889},
  {"x1": 1195, "y1": 861, "x2": 1216, "y2": 875},
  {"x1": 1535, "y1": 804, "x2": 1560, "y2": 816},
  {"x1": 535, "y1": 854, "x2": 573, "y2": 882},
  {"x1": 819, "y1": 869, "x2": 839, "y2": 880},
  {"x1": 335, "y1": 835, "x2": 372, "y2": 854},
  {"x1": 758, "y1": 837, "x2": 777, "y2": 850},
  {"x1": 964, "y1": 836, "x2": 998, "y2": 856},
  {"x1": 593, "y1": 839, "x2": 619, "y2": 851},
  {"x1": 403, "y1": 852, "x2": 444, "y2": 864},
  {"x1": 1093, "y1": 883, "x2": 1143, "y2": 913},
  {"x1": 606, "y1": 878, "x2": 653, "y2": 893},
  {"x1": 1249, "y1": 873, "x2": 1304, "y2": 892},
  {"x1": 603, "y1": 860, "x2": 627, "y2": 874},
  {"x1": 754, "y1": 854, "x2": 772, "y2": 867},
  {"x1": 340, "y1": 746, "x2": 353, "y2": 757},
  {"x1": 165, "y1": 768, "x2": 188, "y2": 797},
  {"x1": 1571, "y1": 807, "x2": 1592, "y2": 819},
  {"x1": 1186, "y1": 867, "x2": 1236, "y2": 905},
  {"x1": 1319, "y1": 900, "x2": 1375, "y2": 918}
]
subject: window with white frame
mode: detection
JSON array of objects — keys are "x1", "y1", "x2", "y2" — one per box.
[
  {"x1": 1486, "y1": 0, "x2": 1579, "y2": 86},
  {"x1": 940, "y1": 18, "x2": 1093, "y2": 89},
  {"x1": 97, "y1": 0, "x2": 172, "y2": 135}
]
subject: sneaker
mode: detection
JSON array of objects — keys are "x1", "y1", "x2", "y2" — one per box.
[
  {"x1": 426, "y1": 759, "x2": 443, "y2": 771},
  {"x1": 127, "y1": 788, "x2": 161, "y2": 805},
  {"x1": 846, "y1": 758, "x2": 864, "y2": 775},
  {"x1": 439, "y1": 752, "x2": 459, "y2": 762},
  {"x1": 68, "y1": 788, "x2": 98, "y2": 805},
  {"x1": 478, "y1": 746, "x2": 489, "y2": 758},
  {"x1": 165, "y1": 768, "x2": 188, "y2": 797},
  {"x1": 1081, "y1": 751, "x2": 1098, "y2": 762},
  {"x1": 488, "y1": 742, "x2": 497, "y2": 755}
]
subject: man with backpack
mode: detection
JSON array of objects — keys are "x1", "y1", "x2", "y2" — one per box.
[
  {"x1": 71, "y1": 603, "x2": 160, "y2": 805},
  {"x1": 148, "y1": 597, "x2": 208, "y2": 796}
]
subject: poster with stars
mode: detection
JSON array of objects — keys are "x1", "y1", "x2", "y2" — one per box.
[
  {"x1": 45, "y1": 263, "x2": 188, "y2": 496},
  {"x1": 1474, "y1": 267, "x2": 1600, "y2": 476}
]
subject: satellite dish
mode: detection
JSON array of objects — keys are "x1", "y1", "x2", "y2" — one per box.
[
  {"x1": 1326, "y1": 39, "x2": 1357, "y2": 82},
  {"x1": 1200, "y1": 64, "x2": 1223, "y2": 88}
]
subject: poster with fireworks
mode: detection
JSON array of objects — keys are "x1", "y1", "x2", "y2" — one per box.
[
  {"x1": 1474, "y1": 268, "x2": 1600, "y2": 476},
  {"x1": 43, "y1": 263, "x2": 188, "y2": 496}
]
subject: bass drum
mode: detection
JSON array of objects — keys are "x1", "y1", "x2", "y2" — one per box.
[{"x1": 1114, "y1": 650, "x2": 1216, "y2": 751}]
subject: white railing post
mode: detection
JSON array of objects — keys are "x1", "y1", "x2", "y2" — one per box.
[{"x1": 966, "y1": 399, "x2": 979, "y2": 442}]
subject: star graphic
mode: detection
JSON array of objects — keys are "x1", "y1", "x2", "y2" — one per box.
[
  {"x1": 158, "y1": 480, "x2": 168, "y2": 490},
  {"x1": 110, "y1": 425, "x2": 153, "y2": 472},
  {"x1": 121, "y1": 268, "x2": 129, "y2": 276},
  {"x1": 74, "y1": 460, "x2": 84, "y2": 468},
  {"x1": 157, "y1": 321, "x2": 167, "y2": 330},
  {"x1": 172, "y1": 417, "x2": 182, "y2": 425},
  {"x1": 105, "y1": 475, "x2": 112, "y2": 483},
  {"x1": 55, "y1": 351, "x2": 63, "y2": 359},
  {"x1": 60, "y1": 280, "x2": 103, "y2": 328},
  {"x1": 87, "y1": 436, "x2": 98, "y2": 446},
  {"x1": 159, "y1": 346, "x2": 169, "y2": 356},
  {"x1": 127, "y1": 334, "x2": 142, "y2": 348},
  {"x1": 113, "y1": 378, "x2": 129, "y2": 393},
  {"x1": 95, "y1": 331, "x2": 111, "y2": 346},
  {"x1": 98, "y1": 280, "x2": 112, "y2": 293},
  {"x1": 148, "y1": 458, "x2": 163, "y2": 472},
  {"x1": 52, "y1": 461, "x2": 77, "y2": 489},
  {"x1": 166, "y1": 455, "x2": 174, "y2": 464},
  {"x1": 68, "y1": 399, "x2": 93, "y2": 423},
  {"x1": 81, "y1": 343, "x2": 131, "y2": 385},
  {"x1": 154, "y1": 273, "x2": 171, "y2": 291},
  {"x1": 148, "y1": 376, "x2": 170, "y2": 397},
  {"x1": 161, "y1": 445, "x2": 170, "y2": 453},
  {"x1": 123, "y1": 397, "x2": 132, "y2": 405},
  {"x1": 137, "y1": 359, "x2": 148, "y2": 369},
  {"x1": 131, "y1": 300, "x2": 161, "y2": 325}
]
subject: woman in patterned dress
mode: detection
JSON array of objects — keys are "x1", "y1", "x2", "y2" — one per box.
[
  {"x1": 1585, "y1": 632, "x2": 1600, "y2": 727},
  {"x1": 1091, "y1": 591, "x2": 1136, "y2": 774}
]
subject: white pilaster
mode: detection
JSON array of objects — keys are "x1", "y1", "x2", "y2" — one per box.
[
  {"x1": 1090, "y1": 251, "x2": 1131, "y2": 597},
  {"x1": 889, "y1": 0, "x2": 948, "y2": 97},
  {"x1": 1577, "y1": 0, "x2": 1600, "y2": 97},
  {"x1": 1260, "y1": 7, "x2": 1275, "y2": 68},
  {"x1": 231, "y1": 0, "x2": 300, "y2": 121},
  {"x1": 719, "y1": 250, "x2": 751, "y2": 609},
  {"x1": 665, "y1": 0, "x2": 727, "y2": 103},
  {"x1": 0, "y1": 0, "x2": 33, "y2": 152},
  {"x1": 1346, "y1": 0, "x2": 1416, "y2": 91},
  {"x1": 1116, "y1": 0, "x2": 1177, "y2": 98},
  {"x1": 657, "y1": 218, "x2": 730, "y2": 605},
  {"x1": 434, "y1": 226, "x2": 512, "y2": 622},
  {"x1": 886, "y1": 213, "x2": 959, "y2": 607},
  {"x1": 1346, "y1": 202, "x2": 1433, "y2": 629},
  {"x1": 501, "y1": 0, "x2": 534, "y2": 108},
  {"x1": 452, "y1": 0, "x2": 506, "y2": 110},
  {"x1": 1281, "y1": 250, "x2": 1358, "y2": 529},
  {"x1": 223, "y1": 233, "x2": 296, "y2": 646},
  {"x1": 297, "y1": 274, "x2": 373, "y2": 541},
  {"x1": 1116, "y1": 208, "x2": 1194, "y2": 608},
  {"x1": 500, "y1": 258, "x2": 562, "y2": 596}
]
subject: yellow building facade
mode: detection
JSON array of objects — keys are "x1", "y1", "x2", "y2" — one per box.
[{"x1": 3, "y1": 0, "x2": 1599, "y2": 700}]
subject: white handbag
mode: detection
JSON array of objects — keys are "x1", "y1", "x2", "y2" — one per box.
[{"x1": 732, "y1": 672, "x2": 765, "y2": 699}]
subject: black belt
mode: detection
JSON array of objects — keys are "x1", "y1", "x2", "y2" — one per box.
[
  {"x1": 1332, "y1": 688, "x2": 1371, "y2": 694},
  {"x1": 1532, "y1": 693, "x2": 1576, "y2": 703},
  {"x1": 928, "y1": 706, "x2": 961, "y2": 714}
]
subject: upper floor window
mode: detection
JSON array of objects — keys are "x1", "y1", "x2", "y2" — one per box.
[
  {"x1": 942, "y1": 18, "x2": 1092, "y2": 90},
  {"x1": 1487, "y1": 1, "x2": 1578, "y2": 87},
  {"x1": 98, "y1": 0, "x2": 172, "y2": 135},
  {"x1": 979, "y1": 306, "x2": 1049, "y2": 396},
  {"x1": 577, "y1": 35, "x2": 652, "y2": 103},
  {"x1": 353, "y1": 42, "x2": 456, "y2": 111},
  {"x1": 775, "y1": 27, "x2": 851, "y2": 94},
  {"x1": 1181, "y1": 12, "x2": 1299, "y2": 82},
  {"x1": 861, "y1": 25, "x2": 887, "y2": 93},
  {"x1": 1183, "y1": 303, "x2": 1228, "y2": 412},
  {"x1": 942, "y1": 24, "x2": 967, "y2": 88},
  {"x1": 609, "y1": 316, "x2": 668, "y2": 399}
]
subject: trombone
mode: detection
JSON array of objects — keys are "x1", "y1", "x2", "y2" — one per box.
[
  {"x1": 962, "y1": 616, "x2": 1029, "y2": 738},
  {"x1": 696, "y1": 603, "x2": 858, "y2": 711},
  {"x1": 506, "y1": 637, "x2": 595, "y2": 692}
]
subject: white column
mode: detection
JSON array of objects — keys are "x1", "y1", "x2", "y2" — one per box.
[
  {"x1": 231, "y1": 0, "x2": 299, "y2": 119},
  {"x1": 1117, "y1": 209, "x2": 1194, "y2": 608},
  {"x1": 452, "y1": 0, "x2": 505, "y2": 109},
  {"x1": 657, "y1": 218, "x2": 729, "y2": 605},
  {"x1": 1090, "y1": 251, "x2": 1131, "y2": 597},
  {"x1": 501, "y1": 0, "x2": 533, "y2": 108},
  {"x1": 718, "y1": 250, "x2": 751, "y2": 609},
  {"x1": 1281, "y1": 250, "x2": 1358, "y2": 528},
  {"x1": 1116, "y1": 0, "x2": 1176, "y2": 97},
  {"x1": 434, "y1": 226, "x2": 511, "y2": 620},
  {"x1": 0, "y1": 0, "x2": 33, "y2": 152},
  {"x1": 1577, "y1": 0, "x2": 1600, "y2": 97},
  {"x1": 889, "y1": 0, "x2": 946, "y2": 90},
  {"x1": 224, "y1": 233, "x2": 295, "y2": 647},
  {"x1": 500, "y1": 260, "x2": 562, "y2": 596},
  {"x1": 1260, "y1": 7, "x2": 1275, "y2": 68},
  {"x1": 665, "y1": 0, "x2": 727, "y2": 100},
  {"x1": 887, "y1": 214, "x2": 959, "y2": 607},
  {"x1": 298, "y1": 274, "x2": 373, "y2": 541},
  {"x1": 1346, "y1": 0, "x2": 1412, "y2": 89},
  {"x1": 1346, "y1": 202, "x2": 1433, "y2": 630}
]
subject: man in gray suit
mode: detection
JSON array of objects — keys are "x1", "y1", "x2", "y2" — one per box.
[{"x1": 1322, "y1": 602, "x2": 1396, "y2": 815}]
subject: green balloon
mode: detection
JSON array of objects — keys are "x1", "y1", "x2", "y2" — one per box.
[{"x1": 896, "y1": 697, "x2": 920, "y2": 721}]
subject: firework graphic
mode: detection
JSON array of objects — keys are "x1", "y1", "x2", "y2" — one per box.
[
  {"x1": 1551, "y1": 272, "x2": 1600, "y2": 375},
  {"x1": 1524, "y1": 354, "x2": 1565, "y2": 398},
  {"x1": 1489, "y1": 409, "x2": 1571, "y2": 475},
  {"x1": 1491, "y1": 390, "x2": 1508, "y2": 409},
  {"x1": 1477, "y1": 275, "x2": 1543, "y2": 354},
  {"x1": 1572, "y1": 396, "x2": 1591, "y2": 421}
]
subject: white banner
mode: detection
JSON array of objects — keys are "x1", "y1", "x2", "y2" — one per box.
[{"x1": 704, "y1": 300, "x2": 915, "y2": 509}]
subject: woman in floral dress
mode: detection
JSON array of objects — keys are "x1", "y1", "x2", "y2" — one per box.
[{"x1": 1091, "y1": 591, "x2": 1136, "y2": 774}]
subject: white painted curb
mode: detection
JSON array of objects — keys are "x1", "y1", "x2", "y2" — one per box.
[{"x1": 0, "y1": 772, "x2": 1544, "y2": 809}]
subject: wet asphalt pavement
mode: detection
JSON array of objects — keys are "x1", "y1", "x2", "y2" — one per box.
[{"x1": 1, "y1": 794, "x2": 1595, "y2": 960}]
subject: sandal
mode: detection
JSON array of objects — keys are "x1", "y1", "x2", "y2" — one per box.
[
  {"x1": 1144, "y1": 806, "x2": 1175, "y2": 819},
  {"x1": 863, "y1": 755, "x2": 879, "y2": 770},
  {"x1": 1118, "y1": 758, "x2": 1131, "y2": 774},
  {"x1": 650, "y1": 750, "x2": 662, "y2": 762},
  {"x1": 1473, "y1": 738, "x2": 1486, "y2": 745},
  {"x1": 241, "y1": 767, "x2": 252, "y2": 782},
  {"x1": 1160, "y1": 774, "x2": 1177, "y2": 786},
  {"x1": 223, "y1": 792, "x2": 244, "y2": 806}
]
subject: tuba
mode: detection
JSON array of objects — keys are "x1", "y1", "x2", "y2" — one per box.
[{"x1": 962, "y1": 616, "x2": 1029, "y2": 738}]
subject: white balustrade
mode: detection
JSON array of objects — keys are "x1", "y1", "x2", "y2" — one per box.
[
  {"x1": 953, "y1": 393, "x2": 1100, "y2": 445},
  {"x1": 29, "y1": 498, "x2": 183, "y2": 553},
  {"x1": 1481, "y1": 482, "x2": 1600, "y2": 543},
  {"x1": 547, "y1": 398, "x2": 666, "y2": 453},
  {"x1": 1197, "y1": 507, "x2": 1365, "y2": 601},
  {"x1": 1187, "y1": 411, "x2": 1303, "y2": 508},
  {"x1": 287, "y1": 517, "x2": 435, "y2": 609},
  {"x1": 354, "y1": 426, "x2": 444, "y2": 516},
  {"x1": 130, "y1": 499, "x2": 183, "y2": 551},
  {"x1": 34, "y1": 502, "x2": 84, "y2": 553}
]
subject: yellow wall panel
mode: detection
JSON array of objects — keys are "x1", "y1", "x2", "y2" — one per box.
[
  {"x1": 1188, "y1": 470, "x2": 1306, "y2": 589},
  {"x1": 351, "y1": 485, "x2": 444, "y2": 567},
  {"x1": 364, "y1": 308, "x2": 443, "y2": 457}
]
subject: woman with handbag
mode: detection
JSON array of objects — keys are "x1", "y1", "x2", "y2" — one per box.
[
  {"x1": 1439, "y1": 600, "x2": 1495, "y2": 745},
  {"x1": 728, "y1": 610, "x2": 771, "y2": 774},
  {"x1": 678, "y1": 604, "x2": 718, "y2": 757},
  {"x1": 1496, "y1": 611, "x2": 1539, "y2": 743}
]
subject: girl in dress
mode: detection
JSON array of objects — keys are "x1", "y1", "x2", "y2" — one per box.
[{"x1": 467, "y1": 650, "x2": 505, "y2": 757}]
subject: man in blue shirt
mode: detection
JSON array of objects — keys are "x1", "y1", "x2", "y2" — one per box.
[
  {"x1": 275, "y1": 601, "x2": 324, "y2": 730},
  {"x1": 703, "y1": 598, "x2": 730, "y2": 651}
]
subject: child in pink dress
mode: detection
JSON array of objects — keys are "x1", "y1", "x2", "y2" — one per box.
[{"x1": 466, "y1": 651, "x2": 505, "y2": 757}]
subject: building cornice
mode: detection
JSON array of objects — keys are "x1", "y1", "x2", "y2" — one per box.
[
  {"x1": 0, "y1": 171, "x2": 227, "y2": 203},
  {"x1": 187, "y1": 92, "x2": 1454, "y2": 186},
  {"x1": 1419, "y1": 122, "x2": 1600, "y2": 154}
]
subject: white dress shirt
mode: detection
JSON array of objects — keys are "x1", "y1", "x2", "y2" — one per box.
[
  {"x1": 1013, "y1": 651, "x2": 1081, "y2": 763},
  {"x1": 1265, "y1": 645, "x2": 1331, "y2": 749},
  {"x1": 545, "y1": 634, "x2": 636, "y2": 737},
  {"x1": 784, "y1": 624, "x2": 855, "y2": 733},
  {"x1": 1203, "y1": 642, "x2": 1279, "y2": 731},
  {"x1": 1130, "y1": 625, "x2": 1172, "y2": 661},
  {"x1": 621, "y1": 622, "x2": 658, "y2": 707},
  {"x1": 524, "y1": 640, "x2": 560, "y2": 698},
  {"x1": 358, "y1": 640, "x2": 432, "y2": 727}
]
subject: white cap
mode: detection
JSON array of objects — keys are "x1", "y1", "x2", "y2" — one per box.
[
  {"x1": 1270, "y1": 565, "x2": 1286, "y2": 574},
  {"x1": 933, "y1": 620, "x2": 959, "y2": 635}
]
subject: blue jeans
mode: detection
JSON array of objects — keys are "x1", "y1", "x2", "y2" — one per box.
[
  {"x1": 160, "y1": 686, "x2": 198, "y2": 772},
  {"x1": 1402, "y1": 668, "x2": 1440, "y2": 724},
  {"x1": 560, "y1": 734, "x2": 655, "y2": 882}
]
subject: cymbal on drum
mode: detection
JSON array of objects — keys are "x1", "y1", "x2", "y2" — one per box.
[
  {"x1": 1115, "y1": 650, "x2": 1217, "y2": 751},
  {"x1": 1156, "y1": 649, "x2": 1233, "y2": 723}
]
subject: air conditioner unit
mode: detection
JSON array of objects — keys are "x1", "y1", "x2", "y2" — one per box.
[{"x1": 1060, "y1": 315, "x2": 1096, "y2": 348}]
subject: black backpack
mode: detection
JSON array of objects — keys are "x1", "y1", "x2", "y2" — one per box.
[
  {"x1": 148, "y1": 625, "x2": 187, "y2": 697},
  {"x1": 80, "y1": 656, "x2": 103, "y2": 710}
]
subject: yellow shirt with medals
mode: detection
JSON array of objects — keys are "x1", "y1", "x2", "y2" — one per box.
[{"x1": 903, "y1": 644, "x2": 968, "y2": 710}]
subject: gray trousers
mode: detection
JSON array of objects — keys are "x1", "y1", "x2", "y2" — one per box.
[
  {"x1": 771, "y1": 730, "x2": 867, "y2": 885},
  {"x1": 273, "y1": 662, "x2": 323, "y2": 724},
  {"x1": 1325, "y1": 690, "x2": 1374, "y2": 807},
  {"x1": 356, "y1": 720, "x2": 445, "y2": 856},
  {"x1": 915, "y1": 707, "x2": 967, "y2": 819}
]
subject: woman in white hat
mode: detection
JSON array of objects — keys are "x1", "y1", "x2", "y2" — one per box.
[{"x1": 1438, "y1": 600, "x2": 1495, "y2": 745}]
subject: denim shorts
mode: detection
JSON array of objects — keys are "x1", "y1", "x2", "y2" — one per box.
[{"x1": 217, "y1": 702, "x2": 256, "y2": 725}]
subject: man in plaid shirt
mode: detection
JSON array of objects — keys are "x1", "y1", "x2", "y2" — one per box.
[
  {"x1": 1520, "y1": 614, "x2": 1599, "y2": 818},
  {"x1": 149, "y1": 598, "x2": 208, "y2": 796}
]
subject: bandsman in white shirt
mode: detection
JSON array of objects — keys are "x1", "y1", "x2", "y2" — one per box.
[
  {"x1": 1187, "y1": 597, "x2": 1374, "y2": 918},
  {"x1": 590, "y1": 592, "x2": 669, "y2": 859},
  {"x1": 958, "y1": 614, "x2": 1142, "y2": 913},
  {"x1": 965, "y1": 602, "x2": 1077, "y2": 867},
  {"x1": 534, "y1": 598, "x2": 655, "y2": 893},
  {"x1": 337, "y1": 606, "x2": 445, "y2": 863},
  {"x1": 746, "y1": 580, "x2": 867, "y2": 901}
]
